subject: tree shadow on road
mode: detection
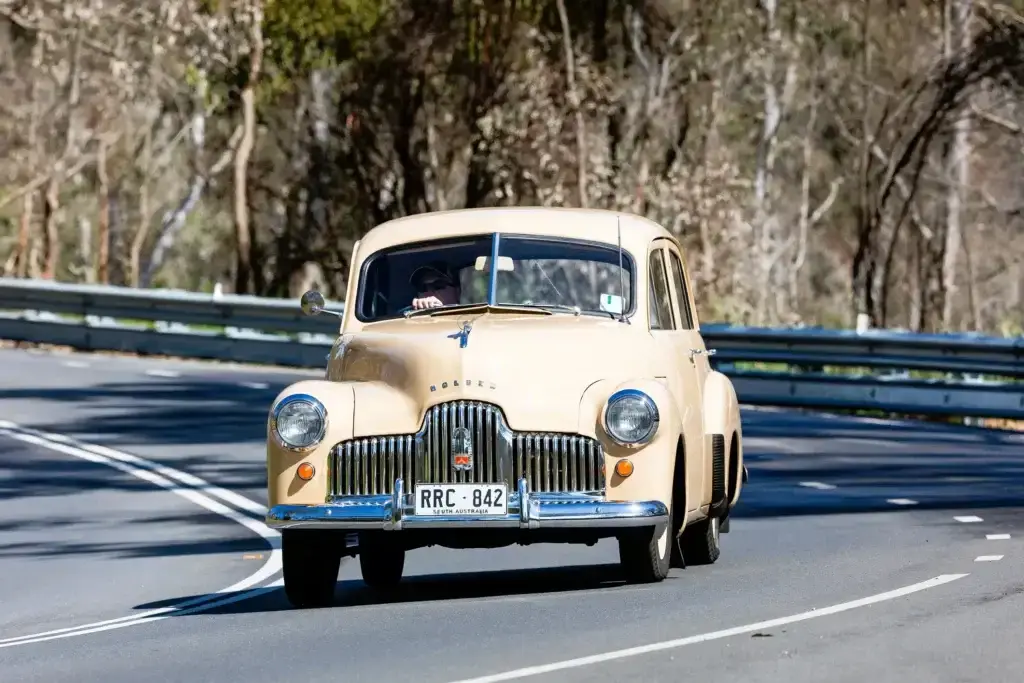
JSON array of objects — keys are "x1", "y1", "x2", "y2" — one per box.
[
  {"x1": 0, "y1": 378, "x2": 288, "y2": 449},
  {"x1": 734, "y1": 408, "x2": 1024, "y2": 518}
]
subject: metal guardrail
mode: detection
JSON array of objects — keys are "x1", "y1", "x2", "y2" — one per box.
[{"x1": 1, "y1": 277, "x2": 1021, "y2": 420}]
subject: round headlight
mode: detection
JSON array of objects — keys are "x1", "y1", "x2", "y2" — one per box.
[
  {"x1": 604, "y1": 389, "x2": 659, "y2": 445},
  {"x1": 271, "y1": 394, "x2": 327, "y2": 450}
]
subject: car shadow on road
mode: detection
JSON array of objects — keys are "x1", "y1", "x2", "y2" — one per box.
[{"x1": 133, "y1": 561, "x2": 642, "y2": 616}]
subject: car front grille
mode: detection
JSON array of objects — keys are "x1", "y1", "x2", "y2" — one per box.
[{"x1": 330, "y1": 400, "x2": 606, "y2": 497}]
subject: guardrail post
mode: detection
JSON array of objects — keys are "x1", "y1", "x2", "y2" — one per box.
[{"x1": 961, "y1": 373, "x2": 985, "y2": 426}]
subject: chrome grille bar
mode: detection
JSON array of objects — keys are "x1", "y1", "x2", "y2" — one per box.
[
  {"x1": 419, "y1": 400, "x2": 505, "y2": 486},
  {"x1": 332, "y1": 434, "x2": 416, "y2": 496},
  {"x1": 510, "y1": 433, "x2": 605, "y2": 493},
  {"x1": 331, "y1": 401, "x2": 604, "y2": 496}
]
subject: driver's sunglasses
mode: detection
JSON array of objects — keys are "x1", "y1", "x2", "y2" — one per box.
[{"x1": 417, "y1": 278, "x2": 452, "y2": 294}]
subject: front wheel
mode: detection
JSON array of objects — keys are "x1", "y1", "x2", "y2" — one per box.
[
  {"x1": 617, "y1": 521, "x2": 671, "y2": 583},
  {"x1": 282, "y1": 530, "x2": 342, "y2": 608}
]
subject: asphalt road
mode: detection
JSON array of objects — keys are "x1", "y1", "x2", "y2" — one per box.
[{"x1": 0, "y1": 346, "x2": 1021, "y2": 682}]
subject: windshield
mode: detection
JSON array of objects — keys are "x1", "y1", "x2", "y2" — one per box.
[{"x1": 354, "y1": 234, "x2": 635, "y2": 322}]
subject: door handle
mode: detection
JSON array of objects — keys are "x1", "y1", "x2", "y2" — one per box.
[{"x1": 689, "y1": 348, "x2": 717, "y2": 360}]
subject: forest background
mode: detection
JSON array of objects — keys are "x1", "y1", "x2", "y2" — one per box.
[{"x1": 2, "y1": 0, "x2": 1023, "y2": 336}]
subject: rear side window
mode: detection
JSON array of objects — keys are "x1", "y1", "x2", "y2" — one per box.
[
  {"x1": 648, "y1": 249, "x2": 676, "y2": 330},
  {"x1": 668, "y1": 250, "x2": 694, "y2": 329}
]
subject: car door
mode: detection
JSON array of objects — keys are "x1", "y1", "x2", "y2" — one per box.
[
  {"x1": 647, "y1": 242, "x2": 705, "y2": 515},
  {"x1": 661, "y1": 239, "x2": 713, "y2": 510}
]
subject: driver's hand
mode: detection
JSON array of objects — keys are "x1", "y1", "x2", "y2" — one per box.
[{"x1": 411, "y1": 296, "x2": 444, "y2": 309}]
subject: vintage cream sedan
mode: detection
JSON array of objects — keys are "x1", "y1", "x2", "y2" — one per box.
[{"x1": 265, "y1": 207, "x2": 746, "y2": 607}]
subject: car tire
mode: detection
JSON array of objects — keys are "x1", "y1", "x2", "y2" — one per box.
[
  {"x1": 358, "y1": 532, "x2": 406, "y2": 591},
  {"x1": 681, "y1": 514, "x2": 721, "y2": 565},
  {"x1": 669, "y1": 504, "x2": 687, "y2": 569},
  {"x1": 282, "y1": 530, "x2": 342, "y2": 609},
  {"x1": 617, "y1": 518, "x2": 672, "y2": 583}
]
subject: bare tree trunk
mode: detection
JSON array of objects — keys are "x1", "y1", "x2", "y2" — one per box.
[
  {"x1": 1010, "y1": 261, "x2": 1022, "y2": 326},
  {"x1": 698, "y1": 88, "x2": 720, "y2": 289},
  {"x1": 942, "y1": 0, "x2": 973, "y2": 330},
  {"x1": 753, "y1": 0, "x2": 783, "y2": 325},
  {"x1": 852, "y1": 0, "x2": 874, "y2": 323},
  {"x1": 42, "y1": 178, "x2": 60, "y2": 279},
  {"x1": 16, "y1": 194, "x2": 35, "y2": 278},
  {"x1": 789, "y1": 83, "x2": 841, "y2": 312},
  {"x1": 233, "y1": 2, "x2": 264, "y2": 294},
  {"x1": 556, "y1": 0, "x2": 588, "y2": 208},
  {"x1": 14, "y1": 22, "x2": 45, "y2": 278},
  {"x1": 909, "y1": 230, "x2": 923, "y2": 330},
  {"x1": 97, "y1": 139, "x2": 111, "y2": 284},
  {"x1": 76, "y1": 216, "x2": 93, "y2": 282},
  {"x1": 129, "y1": 128, "x2": 151, "y2": 287},
  {"x1": 41, "y1": 25, "x2": 84, "y2": 280},
  {"x1": 962, "y1": 225, "x2": 980, "y2": 330}
]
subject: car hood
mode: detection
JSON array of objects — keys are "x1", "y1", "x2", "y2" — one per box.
[{"x1": 330, "y1": 311, "x2": 661, "y2": 435}]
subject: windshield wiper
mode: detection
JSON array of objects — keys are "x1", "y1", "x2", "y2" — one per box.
[
  {"x1": 516, "y1": 303, "x2": 624, "y2": 319},
  {"x1": 403, "y1": 303, "x2": 487, "y2": 318},
  {"x1": 529, "y1": 303, "x2": 581, "y2": 316}
]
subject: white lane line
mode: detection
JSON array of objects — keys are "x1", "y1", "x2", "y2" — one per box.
[
  {"x1": 62, "y1": 360, "x2": 90, "y2": 368},
  {"x1": 887, "y1": 498, "x2": 918, "y2": 506},
  {"x1": 975, "y1": 556, "x2": 1004, "y2": 562},
  {"x1": 0, "y1": 579, "x2": 286, "y2": 649},
  {"x1": 986, "y1": 534, "x2": 1011, "y2": 540},
  {"x1": 240, "y1": 381, "x2": 270, "y2": 390},
  {"x1": 0, "y1": 421, "x2": 266, "y2": 516},
  {"x1": 799, "y1": 481, "x2": 836, "y2": 490},
  {"x1": 145, "y1": 369, "x2": 181, "y2": 378},
  {"x1": 444, "y1": 574, "x2": 969, "y2": 683},
  {"x1": 0, "y1": 422, "x2": 280, "y2": 648},
  {"x1": 954, "y1": 515, "x2": 984, "y2": 523}
]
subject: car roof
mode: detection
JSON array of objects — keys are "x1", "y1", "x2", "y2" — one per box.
[{"x1": 353, "y1": 207, "x2": 675, "y2": 259}]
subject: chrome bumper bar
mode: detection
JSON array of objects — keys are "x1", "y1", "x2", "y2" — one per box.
[{"x1": 266, "y1": 477, "x2": 668, "y2": 531}]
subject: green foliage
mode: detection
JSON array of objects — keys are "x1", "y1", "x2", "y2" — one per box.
[
  {"x1": 997, "y1": 318, "x2": 1023, "y2": 338},
  {"x1": 264, "y1": 0, "x2": 384, "y2": 74}
]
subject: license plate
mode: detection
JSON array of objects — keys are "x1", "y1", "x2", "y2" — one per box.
[{"x1": 414, "y1": 483, "x2": 508, "y2": 516}]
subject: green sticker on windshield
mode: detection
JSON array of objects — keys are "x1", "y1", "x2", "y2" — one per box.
[{"x1": 600, "y1": 293, "x2": 623, "y2": 314}]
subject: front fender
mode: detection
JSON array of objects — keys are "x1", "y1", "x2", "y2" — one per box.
[
  {"x1": 267, "y1": 380, "x2": 355, "y2": 508},
  {"x1": 351, "y1": 381, "x2": 423, "y2": 437},
  {"x1": 701, "y1": 370, "x2": 744, "y2": 506},
  {"x1": 578, "y1": 378, "x2": 682, "y2": 510}
]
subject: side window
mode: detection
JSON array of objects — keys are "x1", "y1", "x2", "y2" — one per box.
[
  {"x1": 668, "y1": 250, "x2": 694, "y2": 329},
  {"x1": 648, "y1": 249, "x2": 676, "y2": 330}
]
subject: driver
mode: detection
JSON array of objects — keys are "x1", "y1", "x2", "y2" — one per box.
[{"x1": 409, "y1": 260, "x2": 461, "y2": 310}]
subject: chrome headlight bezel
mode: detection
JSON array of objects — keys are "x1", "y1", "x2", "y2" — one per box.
[
  {"x1": 602, "y1": 389, "x2": 660, "y2": 447},
  {"x1": 270, "y1": 393, "x2": 328, "y2": 452}
]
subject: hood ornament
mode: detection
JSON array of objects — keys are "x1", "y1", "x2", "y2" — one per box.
[{"x1": 447, "y1": 320, "x2": 472, "y2": 348}]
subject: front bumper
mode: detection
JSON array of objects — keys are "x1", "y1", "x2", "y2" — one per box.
[{"x1": 266, "y1": 477, "x2": 668, "y2": 531}]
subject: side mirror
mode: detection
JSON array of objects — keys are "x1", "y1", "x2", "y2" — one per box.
[
  {"x1": 300, "y1": 290, "x2": 325, "y2": 316},
  {"x1": 300, "y1": 289, "x2": 343, "y2": 318}
]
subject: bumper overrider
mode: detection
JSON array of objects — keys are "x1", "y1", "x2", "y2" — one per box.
[{"x1": 266, "y1": 477, "x2": 668, "y2": 531}]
